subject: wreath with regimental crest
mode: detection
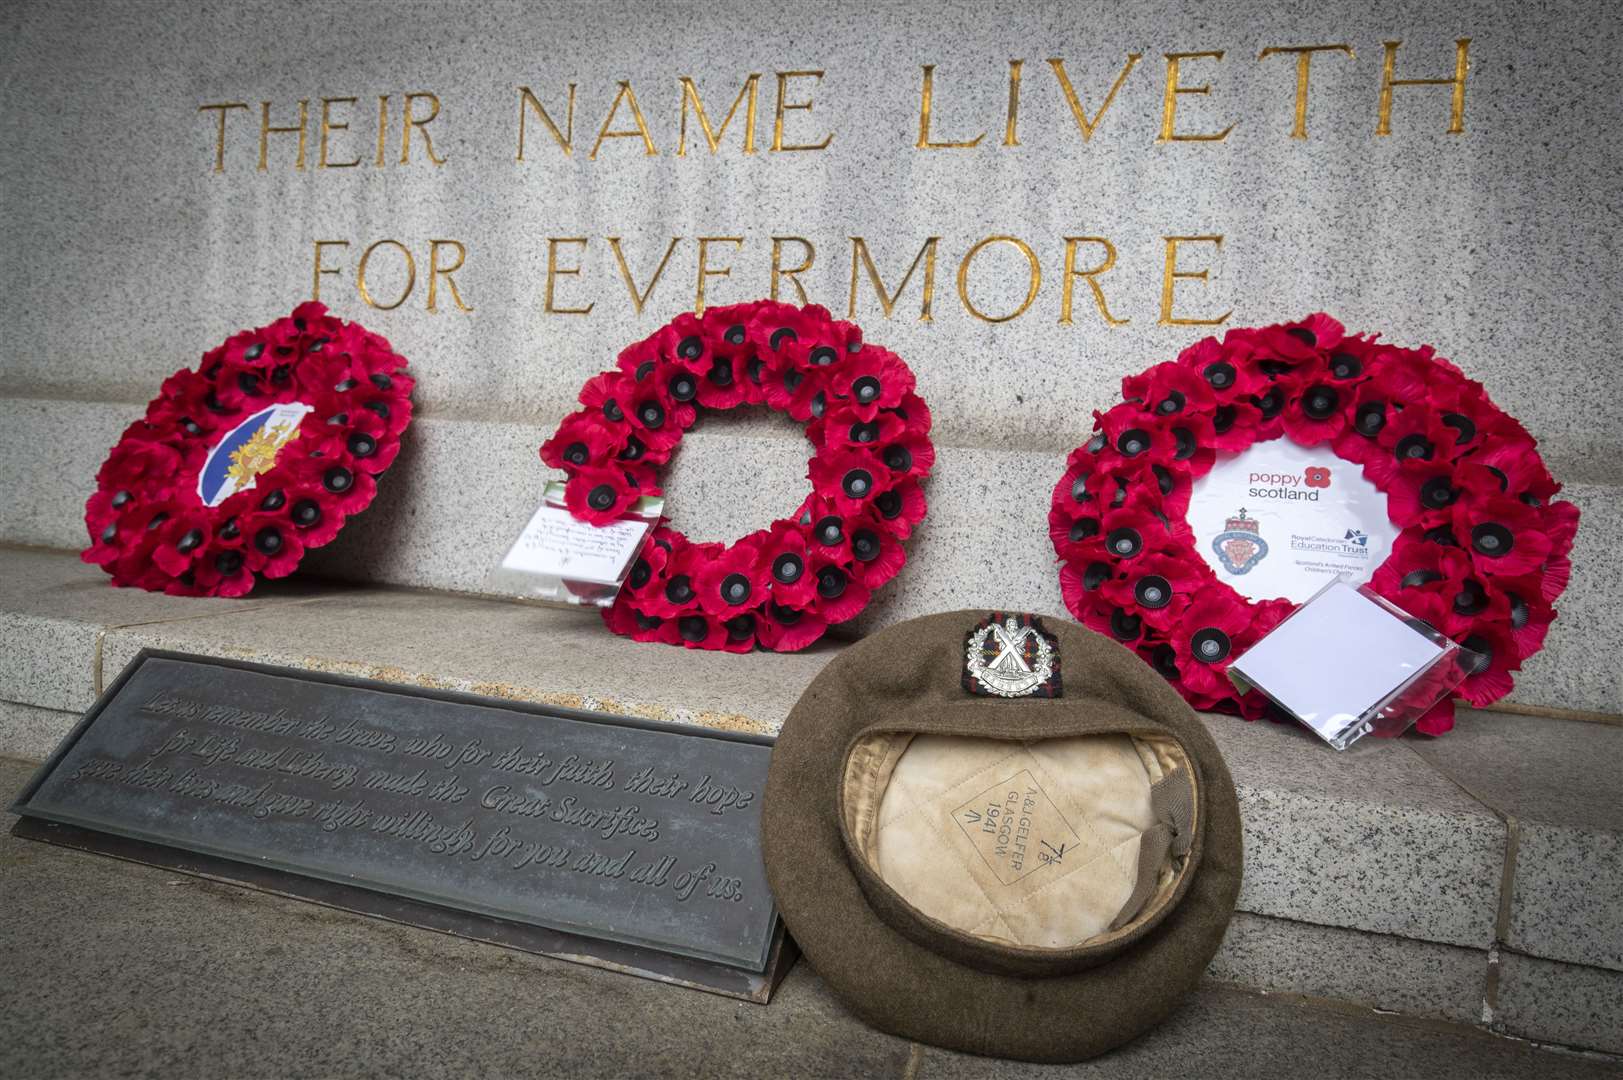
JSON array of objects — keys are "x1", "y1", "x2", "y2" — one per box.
[
  {"x1": 82, "y1": 302, "x2": 414, "y2": 597},
  {"x1": 543, "y1": 300, "x2": 934, "y2": 652},
  {"x1": 1048, "y1": 314, "x2": 1578, "y2": 735}
]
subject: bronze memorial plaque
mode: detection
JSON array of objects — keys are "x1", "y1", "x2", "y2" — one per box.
[{"x1": 10, "y1": 651, "x2": 788, "y2": 1001}]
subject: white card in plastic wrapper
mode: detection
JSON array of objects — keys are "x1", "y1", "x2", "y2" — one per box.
[
  {"x1": 1228, "y1": 578, "x2": 1476, "y2": 749},
  {"x1": 486, "y1": 482, "x2": 662, "y2": 608}
]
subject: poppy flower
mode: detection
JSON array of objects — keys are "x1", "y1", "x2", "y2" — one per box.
[
  {"x1": 755, "y1": 521, "x2": 819, "y2": 609},
  {"x1": 844, "y1": 515, "x2": 908, "y2": 590},
  {"x1": 1169, "y1": 591, "x2": 1253, "y2": 699},
  {"x1": 815, "y1": 404, "x2": 907, "y2": 452},
  {"x1": 830, "y1": 345, "x2": 914, "y2": 418},
  {"x1": 696, "y1": 539, "x2": 768, "y2": 617},
  {"x1": 756, "y1": 601, "x2": 829, "y2": 653},
  {"x1": 1451, "y1": 495, "x2": 1552, "y2": 579},
  {"x1": 654, "y1": 312, "x2": 713, "y2": 372},
  {"x1": 1385, "y1": 460, "x2": 1463, "y2": 526},
  {"x1": 671, "y1": 611, "x2": 729, "y2": 650},
  {"x1": 804, "y1": 553, "x2": 872, "y2": 624},
  {"x1": 1101, "y1": 552, "x2": 1207, "y2": 632},
  {"x1": 893, "y1": 392, "x2": 934, "y2": 438},
  {"x1": 563, "y1": 467, "x2": 639, "y2": 527},
  {"x1": 808, "y1": 447, "x2": 887, "y2": 517}
]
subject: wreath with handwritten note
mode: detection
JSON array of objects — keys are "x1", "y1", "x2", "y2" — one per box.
[
  {"x1": 543, "y1": 300, "x2": 933, "y2": 652},
  {"x1": 1048, "y1": 314, "x2": 1579, "y2": 734},
  {"x1": 82, "y1": 302, "x2": 414, "y2": 597}
]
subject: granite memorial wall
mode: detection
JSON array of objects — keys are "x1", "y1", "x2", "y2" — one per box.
[{"x1": 1, "y1": 0, "x2": 1617, "y2": 714}]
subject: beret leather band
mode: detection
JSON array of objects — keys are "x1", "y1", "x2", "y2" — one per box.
[{"x1": 762, "y1": 609, "x2": 1243, "y2": 1063}]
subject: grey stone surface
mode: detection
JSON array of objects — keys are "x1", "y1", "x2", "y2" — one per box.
[
  {"x1": 1496, "y1": 950, "x2": 1623, "y2": 1058},
  {"x1": 1208, "y1": 911, "x2": 1488, "y2": 1023},
  {"x1": 1, "y1": 0, "x2": 1620, "y2": 719},
  {"x1": 99, "y1": 585, "x2": 837, "y2": 737},
  {"x1": 1201, "y1": 711, "x2": 1505, "y2": 949},
  {"x1": 1411, "y1": 708, "x2": 1623, "y2": 973},
  {"x1": 913, "y1": 993, "x2": 1623, "y2": 1080},
  {"x1": 3, "y1": 760, "x2": 1616, "y2": 1079},
  {"x1": 0, "y1": 545, "x2": 1512, "y2": 950},
  {"x1": 0, "y1": 545, "x2": 320, "y2": 714},
  {"x1": 0, "y1": 701, "x2": 77, "y2": 766}
]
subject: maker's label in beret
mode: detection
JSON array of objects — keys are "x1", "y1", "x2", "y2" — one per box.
[
  {"x1": 963, "y1": 612, "x2": 1062, "y2": 698},
  {"x1": 954, "y1": 770, "x2": 1082, "y2": 885}
]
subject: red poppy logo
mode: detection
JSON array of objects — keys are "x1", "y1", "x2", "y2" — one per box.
[{"x1": 1304, "y1": 467, "x2": 1332, "y2": 489}]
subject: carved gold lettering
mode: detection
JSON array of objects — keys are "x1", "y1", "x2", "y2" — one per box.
[
  {"x1": 400, "y1": 92, "x2": 447, "y2": 165},
  {"x1": 428, "y1": 240, "x2": 472, "y2": 313},
  {"x1": 545, "y1": 238, "x2": 594, "y2": 315},
  {"x1": 258, "y1": 99, "x2": 309, "y2": 171},
  {"x1": 771, "y1": 237, "x2": 816, "y2": 304},
  {"x1": 957, "y1": 236, "x2": 1041, "y2": 323},
  {"x1": 1377, "y1": 39, "x2": 1470, "y2": 135},
  {"x1": 375, "y1": 95, "x2": 389, "y2": 167},
  {"x1": 695, "y1": 237, "x2": 743, "y2": 314},
  {"x1": 608, "y1": 236, "x2": 680, "y2": 313},
  {"x1": 319, "y1": 97, "x2": 361, "y2": 168},
  {"x1": 199, "y1": 102, "x2": 248, "y2": 173},
  {"x1": 357, "y1": 239, "x2": 415, "y2": 311},
  {"x1": 591, "y1": 81, "x2": 658, "y2": 159},
  {"x1": 1047, "y1": 55, "x2": 1140, "y2": 141},
  {"x1": 848, "y1": 237, "x2": 939, "y2": 321},
  {"x1": 1159, "y1": 235, "x2": 1231, "y2": 326},
  {"x1": 1258, "y1": 45, "x2": 1355, "y2": 139},
  {"x1": 1158, "y1": 52, "x2": 1235, "y2": 143},
  {"x1": 517, "y1": 85, "x2": 576, "y2": 159},
  {"x1": 1060, "y1": 237, "x2": 1128, "y2": 326},
  {"x1": 1003, "y1": 59, "x2": 1023, "y2": 146},
  {"x1": 916, "y1": 64, "x2": 985, "y2": 149},
  {"x1": 772, "y1": 71, "x2": 833, "y2": 152},
  {"x1": 311, "y1": 240, "x2": 348, "y2": 302},
  {"x1": 678, "y1": 74, "x2": 761, "y2": 155}
]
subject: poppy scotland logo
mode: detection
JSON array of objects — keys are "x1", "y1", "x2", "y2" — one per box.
[
  {"x1": 1304, "y1": 466, "x2": 1332, "y2": 488},
  {"x1": 1212, "y1": 508, "x2": 1270, "y2": 575}
]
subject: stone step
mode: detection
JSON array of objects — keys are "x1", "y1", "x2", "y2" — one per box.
[
  {"x1": 1, "y1": 759, "x2": 1618, "y2": 1079},
  {"x1": 4, "y1": 396, "x2": 1620, "y2": 716},
  {"x1": 2, "y1": 544, "x2": 1620, "y2": 1052}
]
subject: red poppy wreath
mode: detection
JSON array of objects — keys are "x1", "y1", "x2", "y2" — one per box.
[
  {"x1": 541, "y1": 300, "x2": 933, "y2": 652},
  {"x1": 1049, "y1": 313, "x2": 1579, "y2": 735},
  {"x1": 82, "y1": 302, "x2": 414, "y2": 597}
]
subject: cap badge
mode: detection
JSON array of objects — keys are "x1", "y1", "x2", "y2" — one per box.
[{"x1": 963, "y1": 613, "x2": 1061, "y2": 698}]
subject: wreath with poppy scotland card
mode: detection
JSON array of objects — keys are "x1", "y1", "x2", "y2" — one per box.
[
  {"x1": 1049, "y1": 313, "x2": 1578, "y2": 735},
  {"x1": 82, "y1": 302, "x2": 414, "y2": 597},
  {"x1": 542, "y1": 300, "x2": 933, "y2": 652}
]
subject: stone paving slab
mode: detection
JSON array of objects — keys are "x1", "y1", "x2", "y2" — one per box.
[
  {"x1": 2, "y1": 759, "x2": 1616, "y2": 1080},
  {"x1": 1209, "y1": 912, "x2": 1487, "y2": 1024},
  {"x1": 1411, "y1": 709, "x2": 1623, "y2": 973},
  {"x1": 1496, "y1": 950, "x2": 1623, "y2": 1058},
  {"x1": 1202, "y1": 713, "x2": 1504, "y2": 949}
]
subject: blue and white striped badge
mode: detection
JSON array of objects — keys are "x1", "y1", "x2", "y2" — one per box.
[{"x1": 196, "y1": 401, "x2": 313, "y2": 507}]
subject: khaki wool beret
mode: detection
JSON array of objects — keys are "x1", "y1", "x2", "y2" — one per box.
[{"x1": 762, "y1": 610, "x2": 1243, "y2": 1062}]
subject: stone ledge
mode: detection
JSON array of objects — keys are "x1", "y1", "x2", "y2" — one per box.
[
  {"x1": 2, "y1": 548, "x2": 1619, "y2": 967},
  {"x1": 4, "y1": 397, "x2": 1619, "y2": 716}
]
